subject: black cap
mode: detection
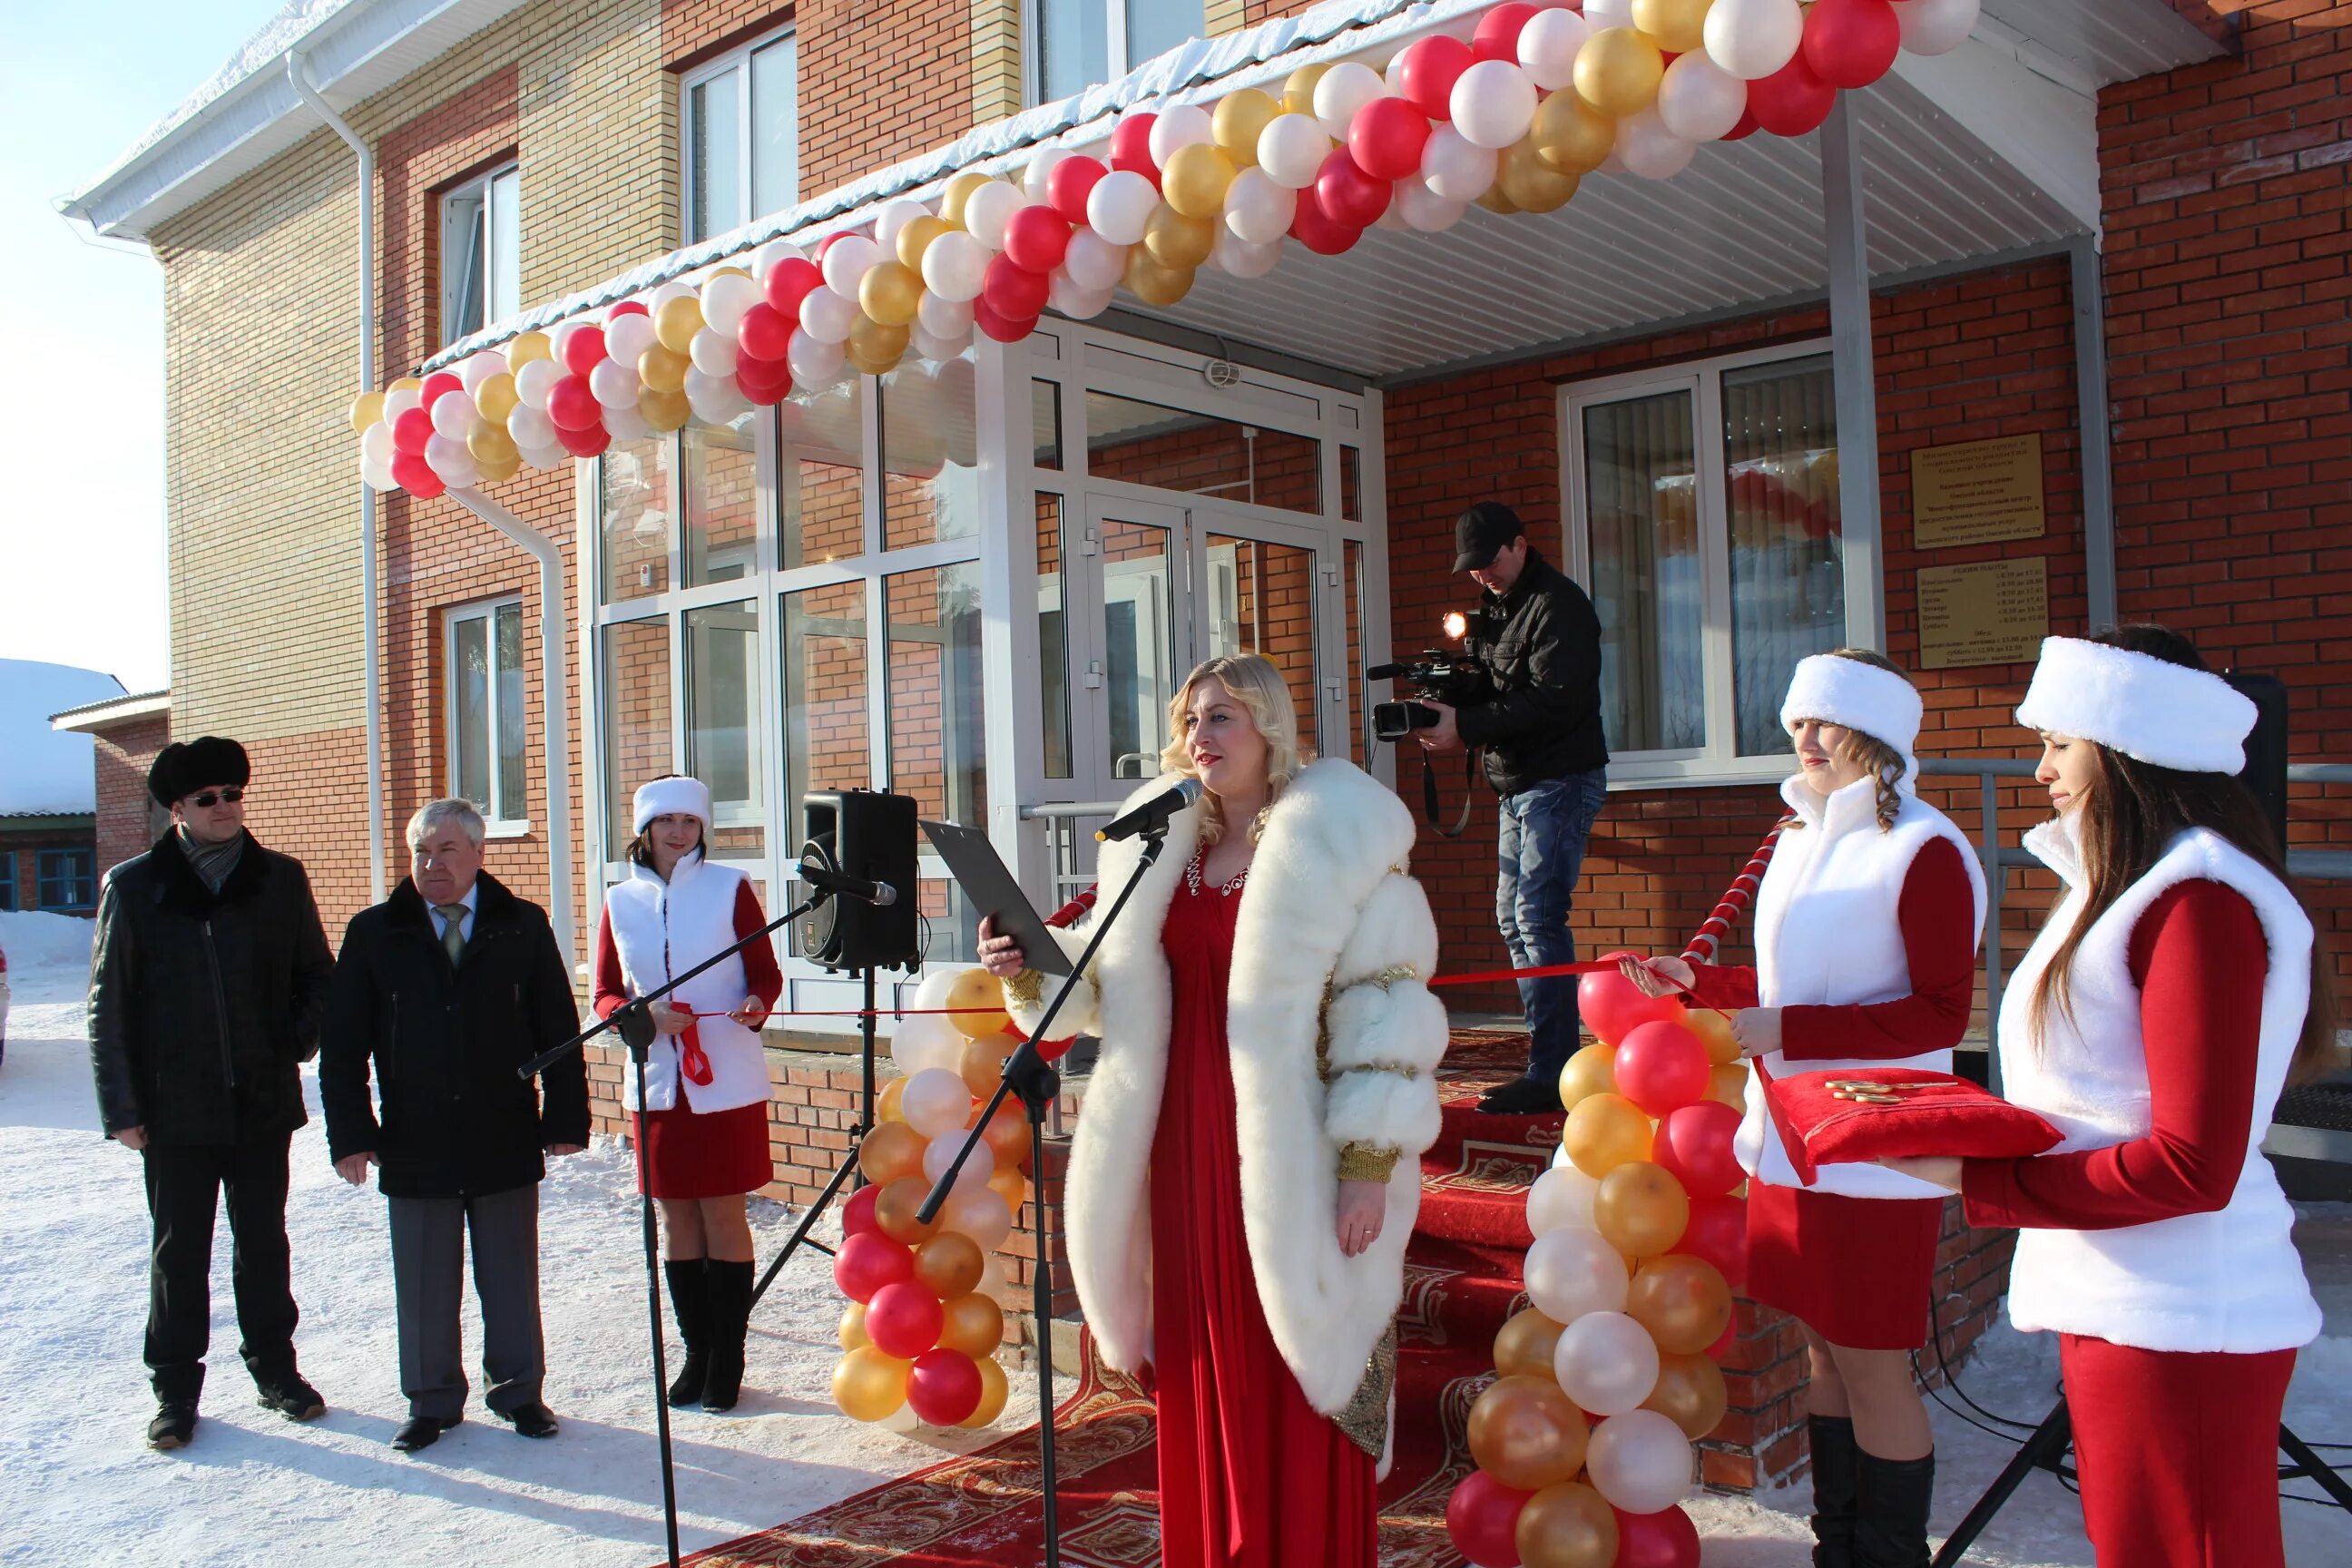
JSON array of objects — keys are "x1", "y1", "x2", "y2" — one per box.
[
  {"x1": 149, "y1": 737, "x2": 250, "y2": 807},
  {"x1": 1452, "y1": 501, "x2": 1526, "y2": 573}
]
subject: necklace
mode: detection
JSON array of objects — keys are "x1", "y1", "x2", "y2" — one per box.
[{"x1": 1184, "y1": 846, "x2": 1250, "y2": 897}]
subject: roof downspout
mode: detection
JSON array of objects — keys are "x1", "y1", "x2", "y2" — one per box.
[{"x1": 286, "y1": 48, "x2": 387, "y2": 904}]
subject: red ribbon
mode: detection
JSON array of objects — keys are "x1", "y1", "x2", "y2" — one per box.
[{"x1": 677, "y1": 1020, "x2": 715, "y2": 1087}]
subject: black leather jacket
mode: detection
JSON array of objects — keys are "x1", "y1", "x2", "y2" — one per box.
[
  {"x1": 87, "y1": 831, "x2": 335, "y2": 1143},
  {"x1": 1455, "y1": 551, "x2": 1610, "y2": 795}
]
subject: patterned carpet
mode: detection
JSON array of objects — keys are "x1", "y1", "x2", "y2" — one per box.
[{"x1": 682, "y1": 1029, "x2": 1558, "y2": 1567}]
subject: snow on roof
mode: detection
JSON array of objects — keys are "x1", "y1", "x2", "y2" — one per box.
[{"x1": 0, "y1": 662, "x2": 128, "y2": 817}]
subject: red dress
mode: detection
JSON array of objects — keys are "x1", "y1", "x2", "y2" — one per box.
[{"x1": 1150, "y1": 854, "x2": 1378, "y2": 1568}]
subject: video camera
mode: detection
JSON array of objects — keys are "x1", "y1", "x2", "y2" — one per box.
[{"x1": 1368, "y1": 610, "x2": 1497, "y2": 742}]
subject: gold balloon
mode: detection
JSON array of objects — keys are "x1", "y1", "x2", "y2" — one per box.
[
  {"x1": 1213, "y1": 89, "x2": 1280, "y2": 166},
  {"x1": 986, "y1": 1163, "x2": 1029, "y2": 1215},
  {"x1": 1594, "y1": 1161, "x2": 1691, "y2": 1259},
  {"x1": 1575, "y1": 27, "x2": 1666, "y2": 118},
  {"x1": 897, "y1": 214, "x2": 951, "y2": 270},
  {"x1": 1686, "y1": 1007, "x2": 1742, "y2": 1066},
  {"x1": 944, "y1": 967, "x2": 1011, "y2": 1039},
  {"x1": 938, "y1": 1291, "x2": 1005, "y2": 1357},
  {"x1": 858, "y1": 1121, "x2": 929, "y2": 1186},
  {"x1": 714, "y1": 264, "x2": 753, "y2": 279},
  {"x1": 1500, "y1": 138, "x2": 1581, "y2": 214},
  {"x1": 641, "y1": 387, "x2": 691, "y2": 433},
  {"x1": 1627, "y1": 1253, "x2": 1733, "y2": 1355},
  {"x1": 348, "y1": 391, "x2": 385, "y2": 433},
  {"x1": 958, "y1": 1353, "x2": 1010, "y2": 1427},
  {"x1": 1642, "y1": 1349, "x2": 1730, "y2": 1440},
  {"x1": 475, "y1": 373, "x2": 519, "y2": 422},
  {"x1": 1559, "y1": 1042, "x2": 1619, "y2": 1111},
  {"x1": 874, "y1": 1175, "x2": 943, "y2": 1245},
  {"x1": 1161, "y1": 143, "x2": 1238, "y2": 220},
  {"x1": 1515, "y1": 1481, "x2": 1620, "y2": 1568},
  {"x1": 387, "y1": 375, "x2": 422, "y2": 394},
  {"x1": 914, "y1": 1230, "x2": 986, "y2": 1299},
  {"x1": 1632, "y1": 0, "x2": 1713, "y2": 53},
  {"x1": 832, "y1": 1345, "x2": 912, "y2": 1422},
  {"x1": 1475, "y1": 183, "x2": 1522, "y2": 216},
  {"x1": 975, "y1": 1097, "x2": 1029, "y2": 1170},
  {"x1": 1142, "y1": 203, "x2": 1218, "y2": 269},
  {"x1": 1282, "y1": 63, "x2": 1328, "y2": 118},
  {"x1": 1468, "y1": 1375, "x2": 1590, "y2": 1492},
  {"x1": 1563, "y1": 1093, "x2": 1653, "y2": 1178},
  {"x1": 877, "y1": 1077, "x2": 908, "y2": 1124},
  {"x1": 474, "y1": 446, "x2": 523, "y2": 484},
  {"x1": 654, "y1": 296, "x2": 705, "y2": 355},
  {"x1": 467, "y1": 423, "x2": 518, "y2": 465},
  {"x1": 958, "y1": 1033, "x2": 1014, "y2": 1098},
  {"x1": 1494, "y1": 1308, "x2": 1569, "y2": 1380},
  {"x1": 639, "y1": 345, "x2": 690, "y2": 394},
  {"x1": 1709, "y1": 1062, "x2": 1749, "y2": 1110},
  {"x1": 1534, "y1": 92, "x2": 1617, "y2": 176},
  {"x1": 838, "y1": 1300, "x2": 870, "y2": 1352},
  {"x1": 860, "y1": 260, "x2": 925, "y2": 328},
  {"x1": 1123, "y1": 250, "x2": 1197, "y2": 307},
  {"x1": 847, "y1": 315, "x2": 910, "y2": 376},
  {"x1": 941, "y1": 171, "x2": 991, "y2": 227}
]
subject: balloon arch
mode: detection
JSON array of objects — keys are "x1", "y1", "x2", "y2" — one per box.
[{"x1": 348, "y1": 0, "x2": 1980, "y2": 502}]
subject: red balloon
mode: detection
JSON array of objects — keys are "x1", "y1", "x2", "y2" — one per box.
[
  {"x1": 1677, "y1": 1192, "x2": 1749, "y2": 1293},
  {"x1": 764, "y1": 255, "x2": 825, "y2": 315},
  {"x1": 605, "y1": 299, "x2": 650, "y2": 321},
  {"x1": 832, "y1": 1231, "x2": 915, "y2": 1304},
  {"x1": 1045, "y1": 154, "x2": 1110, "y2": 224},
  {"x1": 419, "y1": 371, "x2": 463, "y2": 408},
  {"x1": 392, "y1": 407, "x2": 435, "y2": 455},
  {"x1": 1003, "y1": 203, "x2": 1073, "y2": 273},
  {"x1": 1612, "y1": 1504, "x2": 1701, "y2": 1568},
  {"x1": 1314, "y1": 146, "x2": 1390, "y2": 230},
  {"x1": 816, "y1": 230, "x2": 853, "y2": 258},
  {"x1": 555, "y1": 421, "x2": 611, "y2": 458},
  {"x1": 562, "y1": 324, "x2": 607, "y2": 375},
  {"x1": 390, "y1": 450, "x2": 444, "y2": 498},
  {"x1": 982, "y1": 253, "x2": 1052, "y2": 320},
  {"x1": 1577, "y1": 956, "x2": 1686, "y2": 1049},
  {"x1": 736, "y1": 357, "x2": 792, "y2": 406},
  {"x1": 906, "y1": 1348, "x2": 984, "y2": 1426},
  {"x1": 1615, "y1": 1021, "x2": 1712, "y2": 1118},
  {"x1": 1446, "y1": 1471, "x2": 1530, "y2": 1567},
  {"x1": 1749, "y1": 53, "x2": 1838, "y2": 138},
  {"x1": 738, "y1": 301, "x2": 794, "y2": 362},
  {"x1": 546, "y1": 375, "x2": 603, "y2": 431},
  {"x1": 1654, "y1": 1100, "x2": 1746, "y2": 1198},
  {"x1": 1287, "y1": 184, "x2": 1363, "y2": 256},
  {"x1": 841, "y1": 1183, "x2": 881, "y2": 1239},
  {"x1": 1110, "y1": 113, "x2": 1159, "y2": 181},
  {"x1": 1472, "y1": 2, "x2": 1539, "y2": 54},
  {"x1": 1348, "y1": 95, "x2": 1432, "y2": 183},
  {"x1": 1390, "y1": 34, "x2": 1475, "y2": 121},
  {"x1": 1804, "y1": 0, "x2": 1902, "y2": 91},
  {"x1": 973, "y1": 299, "x2": 1039, "y2": 344},
  {"x1": 864, "y1": 1279, "x2": 946, "y2": 1358}
]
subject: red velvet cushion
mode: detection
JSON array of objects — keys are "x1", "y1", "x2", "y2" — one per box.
[{"x1": 1762, "y1": 1067, "x2": 2063, "y2": 1186}]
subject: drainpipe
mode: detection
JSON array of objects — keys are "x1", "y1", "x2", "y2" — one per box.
[
  {"x1": 449, "y1": 488, "x2": 576, "y2": 968},
  {"x1": 286, "y1": 49, "x2": 387, "y2": 903}
]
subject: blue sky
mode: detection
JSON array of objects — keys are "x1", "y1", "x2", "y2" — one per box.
[{"x1": 0, "y1": 2, "x2": 276, "y2": 693}]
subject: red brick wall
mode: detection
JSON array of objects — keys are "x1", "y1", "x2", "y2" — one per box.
[
  {"x1": 91, "y1": 714, "x2": 172, "y2": 879},
  {"x1": 662, "y1": 0, "x2": 797, "y2": 70},
  {"x1": 798, "y1": 0, "x2": 974, "y2": 195}
]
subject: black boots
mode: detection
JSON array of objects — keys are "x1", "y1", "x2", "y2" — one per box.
[
  {"x1": 1808, "y1": 1415, "x2": 1860, "y2": 1567},
  {"x1": 147, "y1": 1400, "x2": 199, "y2": 1450},
  {"x1": 1855, "y1": 1449, "x2": 1936, "y2": 1568},
  {"x1": 700, "y1": 1259, "x2": 755, "y2": 1413},
  {"x1": 663, "y1": 1259, "x2": 710, "y2": 1407}
]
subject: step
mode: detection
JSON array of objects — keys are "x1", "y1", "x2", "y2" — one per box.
[{"x1": 1396, "y1": 1233, "x2": 1534, "y2": 1361}]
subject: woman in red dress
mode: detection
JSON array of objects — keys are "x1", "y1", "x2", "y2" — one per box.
[
  {"x1": 979, "y1": 653, "x2": 1448, "y2": 1566},
  {"x1": 594, "y1": 775, "x2": 783, "y2": 1412}
]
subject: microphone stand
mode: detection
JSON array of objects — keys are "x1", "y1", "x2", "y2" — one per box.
[{"x1": 916, "y1": 823, "x2": 1171, "y2": 1568}]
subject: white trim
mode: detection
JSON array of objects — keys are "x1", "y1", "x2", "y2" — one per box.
[
  {"x1": 443, "y1": 593, "x2": 530, "y2": 835},
  {"x1": 49, "y1": 691, "x2": 170, "y2": 732},
  {"x1": 680, "y1": 24, "x2": 800, "y2": 246},
  {"x1": 439, "y1": 162, "x2": 520, "y2": 347}
]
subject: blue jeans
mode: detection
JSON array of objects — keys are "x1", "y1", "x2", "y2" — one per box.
[{"x1": 1495, "y1": 769, "x2": 1608, "y2": 1084}]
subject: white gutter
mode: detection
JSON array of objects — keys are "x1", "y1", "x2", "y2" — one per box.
[
  {"x1": 286, "y1": 48, "x2": 387, "y2": 905},
  {"x1": 448, "y1": 487, "x2": 575, "y2": 968}
]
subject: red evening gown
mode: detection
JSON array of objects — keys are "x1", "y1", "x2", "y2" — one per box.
[{"x1": 1149, "y1": 852, "x2": 1379, "y2": 1568}]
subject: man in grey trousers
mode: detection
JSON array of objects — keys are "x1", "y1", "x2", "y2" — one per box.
[{"x1": 320, "y1": 799, "x2": 589, "y2": 1452}]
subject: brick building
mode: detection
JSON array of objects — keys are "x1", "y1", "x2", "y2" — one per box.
[
  {"x1": 1, "y1": 661, "x2": 134, "y2": 915},
  {"x1": 61, "y1": 0, "x2": 2351, "y2": 1493}
]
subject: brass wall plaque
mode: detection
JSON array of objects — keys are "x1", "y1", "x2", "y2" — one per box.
[
  {"x1": 1911, "y1": 434, "x2": 2046, "y2": 548},
  {"x1": 1917, "y1": 557, "x2": 2049, "y2": 671}
]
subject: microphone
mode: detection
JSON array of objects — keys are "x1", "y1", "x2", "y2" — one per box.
[
  {"x1": 795, "y1": 857, "x2": 899, "y2": 906},
  {"x1": 1095, "y1": 778, "x2": 1204, "y2": 843}
]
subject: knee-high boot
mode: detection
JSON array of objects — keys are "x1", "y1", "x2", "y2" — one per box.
[
  {"x1": 701, "y1": 1259, "x2": 755, "y2": 1413},
  {"x1": 662, "y1": 1259, "x2": 710, "y2": 1407},
  {"x1": 1808, "y1": 1415, "x2": 1861, "y2": 1567},
  {"x1": 1855, "y1": 1448, "x2": 1935, "y2": 1568}
]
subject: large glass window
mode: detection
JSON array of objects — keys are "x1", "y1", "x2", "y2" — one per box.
[
  {"x1": 447, "y1": 598, "x2": 528, "y2": 827},
  {"x1": 1036, "y1": 495, "x2": 1073, "y2": 780},
  {"x1": 0, "y1": 851, "x2": 15, "y2": 911},
  {"x1": 1583, "y1": 389, "x2": 1702, "y2": 755},
  {"x1": 779, "y1": 580, "x2": 871, "y2": 842},
  {"x1": 37, "y1": 848, "x2": 97, "y2": 912},
  {"x1": 601, "y1": 618, "x2": 673, "y2": 847},
  {"x1": 1100, "y1": 515, "x2": 1174, "y2": 782},
  {"x1": 1033, "y1": 0, "x2": 1204, "y2": 103},
  {"x1": 779, "y1": 386, "x2": 865, "y2": 567},
  {"x1": 887, "y1": 564, "x2": 986, "y2": 962},
  {"x1": 686, "y1": 600, "x2": 763, "y2": 850},
  {"x1": 684, "y1": 29, "x2": 799, "y2": 242},
  {"x1": 881, "y1": 354, "x2": 981, "y2": 550},
  {"x1": 1085, "y1": 390, "x2": 1321, "y2": 516},
  {"x1": 684, "y1": 417, "x2": 759, "y2": 585},
  {"x1": 603, "y1": 438, "x2": 674, "y2": 603},
  {"x1": 440, "y1": 163, "x2": 520, "y2": 344},
  {"x1": 1724, "y1": 356, "x2": 1843, "y2": 755},
  {"x1": 1204, "y1": 533, "x2": 1319, "y2": 745}
]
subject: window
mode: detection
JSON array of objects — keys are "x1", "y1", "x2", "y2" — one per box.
[
  {"x1": 440, "y1": 164, "x2": 520, "y2": 344},
  {"x1": 37, "y1": 848, "x2": 96, "y2": 912},
  {"x1": 682, "y1": 29, "x2": 800, "y2": 242},
  {"x1": 1564, "y1": 346, "x2": 1847, "y2": 780},
  {"x1": 1030, "y1": 0, "x2": 1204, "y2": 103},
  {"x1": 0, "y1": 851, "x2": 16, "y2": 911},
  {"x1": 447, "y1": 599, "x2": 529, "y2": 828}
]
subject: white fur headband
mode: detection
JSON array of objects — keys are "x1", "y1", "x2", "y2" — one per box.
[
  {"x1": 1780, "y1": 653, "x2": 1924, "y2": 762},
  {"x1": 632, "y1": 775, "x2": 714, "y2": 833},
  {"x1": 2016, "y1": 636, "x2": 2255, "y2": 775}
]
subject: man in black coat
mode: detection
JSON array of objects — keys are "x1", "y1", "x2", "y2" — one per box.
[
  {"x1": 88, "y1": 736, "x2": 337, "y2": 1450},
  {"x1": 321, "y1": 798, "x2": 588, "y2": 1453}
]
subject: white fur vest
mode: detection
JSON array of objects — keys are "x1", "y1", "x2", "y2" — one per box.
[
  {"x1": 1045, "y1": 760, "x2": 1448, "y2": 1422},
  {"x1": 1996, "y1": 816, "x2": 2320, "y2": 1353},
  {"x1": 1735, "y1": 773, "x2": 1986, "y2": 1198},
  {"x1": 603, "y1": 852, "x2": 771, "y2": 1114}
]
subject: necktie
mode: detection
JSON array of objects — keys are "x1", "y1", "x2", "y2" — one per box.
[{"x1": 436, "y1": 904, "x2": 467, "y2": 967}]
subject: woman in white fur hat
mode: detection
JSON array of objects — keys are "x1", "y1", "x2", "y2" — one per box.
[
  {"x1": 1884, "y1": 626, "x2": 2337, "y2": 1568},
  {"x1": 1627, "y1": 647, "x2": 1985, "y2": 1568},
  {"x1": 593, "y1": 774, "x2": 783, "y2": 1413}
]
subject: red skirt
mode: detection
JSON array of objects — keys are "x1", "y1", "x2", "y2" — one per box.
[
  {"x1": 636, "y1": 1099, "x2": 773, "y2": 1200},
  {"x1": 1745, "y1": 1181, "x2": 1941, "y2": 1350}
]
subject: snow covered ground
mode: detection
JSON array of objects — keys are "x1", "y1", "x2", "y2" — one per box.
[{"x1": 3, "y1": 916, "x2": 2347, "y2": 1567}]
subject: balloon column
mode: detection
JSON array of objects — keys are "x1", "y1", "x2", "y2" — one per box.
[
  {"x1": 830, "y1": 966, "x2": 1034, "y2": 1430},
  {"x1": 350, "y1": 0, "x2": 1983, "y2": 495},
  {"x1": 1446, "y1": 958, "x2": 1749, "y2": 1568}
]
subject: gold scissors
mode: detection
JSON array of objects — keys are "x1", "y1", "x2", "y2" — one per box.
[{"x1": 1825, "y1": 1078, "x2": 1928, "y2": 1104}]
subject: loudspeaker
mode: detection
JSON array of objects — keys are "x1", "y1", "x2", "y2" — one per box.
[
  {"x1": 799, "y1": 790, "x2": 920, "y2": 972},
  {"x1": 2227, "y1": 671, "x2": 2289, "y2": 854}
]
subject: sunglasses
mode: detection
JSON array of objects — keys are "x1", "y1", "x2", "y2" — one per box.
[{"x1": 187, "y1": 789, "x2": 246, "y2": 808}]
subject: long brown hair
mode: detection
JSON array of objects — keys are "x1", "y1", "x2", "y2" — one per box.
[
  {"x1": 1786, "y1": 647, "x2": 1911, "y2": 833},
  {"x1": 2027, "y1": 625, "x2": 2340, "y2": 1083}
]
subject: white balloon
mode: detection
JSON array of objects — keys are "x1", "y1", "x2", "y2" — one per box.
[
  {"x1": 1257, "y1": 113, "x2": 1331, "y2": 190},
  {"x1": 1524, "y1": 1227, "x2": 1632, "y2": 1325},
  {"x1": 549, "y1": 319, "x2": 590, "y2": 368},
  {"x1": 1553, "y1": 1310, "x2": 1661, "y2": 1416},
  {"x1": 1892, "y1": 0, "x2": 1981, "y2": 56},
  {"x1": 1220, "y1": 166, "x2": 1297, "y2": 245},
  {"x1": 699, "y1": 270, "x2": 760, "y2": 335},
  {"x1": 916, "y1": 289, "x2": 978, "y2": 336},
  {"x1": 1526, "y1": 1165, "x2": 1603, "y2": 1234},
  {"x1": 606, "y1": 312, "x2": 660, "y2": 366},
  {"x1": 605, "y1": 403, "x2": 652, "y2": 441},
  {"x1": 506, "y1": 403, "x2": 555, "y2": 450},
  {"x1": 874, "y1": 199, "x2": 929, "y2": 254},
  {"x1": 689, "y1": 327, "x2": 740, "y2": 377},
  {"x1": 751, "y1": 238, "x2": 806, "y2": 279},
  {"x1": 425, "y1": 434, "x2": 478, "y2": 487},
  {"x1": 1147, "y1": 103, "x2": 1215, "y2": 166},
  {"x1": 1449, "y1": 60, "x2": 1537, "y2": 151},
  {"x1": 1311, "y1": 61, "x2": 1387, "y2": 141},
  {"x1": 360, "y1": 420, "x2": 395, "y2": 466},
  {"x1": 456, "y1": 351, "x2": 505, "y2": 393},
  {"x1": 902, "y1": 1066, "x2": 974, "y2": 1139},
  {"x1": 1618, "y1": 109, "x2": 1698, "y2": 179},
  {"x1": 1048, "y1": 269, "x2": 1119, "y2": 315},
  {"x1": 383, "y1": 387, "x2": 422, "y2": 423},
  {"x1": 1024, "y1": 146, "x2": 1071, "y2": 201},
  {"x1": 1517, "y1": 8, "x2": 1591, "y2": 92},
  {"x1": 1586, "y1": 1409, "x2": 1696, "y2": 1515},
  {"x1": 1210, "y1": 227, "x2": 1281, "y2": 279},
  {"x1": 922, "y1": 1128, "x2": 995, "y2": 1194},
  {"x1": 652, "y1": 279, "x2": 700, "y2": 309},
  {"x1": 820, "y1": 234, "x2": 882, "y2": 297},
  {"x1": 799, "y1": 285, "x2": 861, "y2": 344},
  {"x1": 940, "y1": 1186, "x2": 1014, "y2": 1251},
  {"x1": 360, "y1": 456, "x2": 396, "y2": 491},
  {"x1": 429, "y1": 388, "x2": 477, "y2": 437},
  {"x1": 922, "y1": 229, "x2": 992, "y2": 301},
  {"x1": 1085, "y1": 169, "x2": 1160, "y2": 246},
  {"x1": 1658, "y1": 51, "x2": 1750, "y2": 142},
  {"x1": 891, "y1": 1011, "x2": 964, "y2": 1075},
  {"x1": 1583, "y1": 0, "x2": 1638, "y2": 27},
  {"x1": 911, "y1": 969, "x2": 963, "y2": 1014},
  {"x1": 1704, "y1": 0, "x2": 1806, "y2": 81},
  {"x1": 521, "y1": 442, "x2": 567, "y2": 470},
  {"x1": 590, "y1": 359, "x2": 640, "y2": 407},
  {"x1": 787, "y1": 328, "x2": 848, "y2": 387},
  {"x1": 911, "y1": 324, "x2": 972, "y2": 360},
  {"x1": 1420, "y1": 123, "x2": 1500, "y2": 201},
  {"x1": 513, "y1": 358, "x2": 562, "y2": 408},
  {"x1": 1063, "y1": 227, "x2": 1129, "y2": 290},
  {"x1": 963, "y1": 179, "x2": 1026, "y2": 251},
  {"x1": 1393, "y1": 178, "x2": 1466, "y2": 233}
]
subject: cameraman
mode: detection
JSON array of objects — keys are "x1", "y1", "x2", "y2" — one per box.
[{"x1": 1416, "y1": 502, "x2": 1607, "y2": 1114}]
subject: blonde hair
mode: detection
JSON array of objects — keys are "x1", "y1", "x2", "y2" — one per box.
[
  {"x1": 1158, "y1": 654, "x2": 1309, "y2": 846},
  {"x1": 1789, "y1": 647, "x2": 1912, "y2": 834}
]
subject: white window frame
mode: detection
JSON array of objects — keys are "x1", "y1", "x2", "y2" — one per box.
[
  {"x1": 1561, "y1": 338, "x2": 1853, "y2": 790},
  {"x1": 1022, "y1": 0, "x2": 1204, "y2": 107},
  {"x1": 439, "y1": 163, "x2": 520, "y2": 346},
  {"x1": 680, "y1": 25, "x2": 800, "y2": 245},
  {"x1": 445, "y1": 596, "x2": 533, "y2": 838}
]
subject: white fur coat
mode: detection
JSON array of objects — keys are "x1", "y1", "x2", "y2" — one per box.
[{"x1": 1037, "y1": 760, "x2": 1447, "y2": 1419}]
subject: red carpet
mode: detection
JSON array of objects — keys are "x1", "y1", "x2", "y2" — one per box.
[{"x1": 685, "y1": 1030, "x2": 1558, "y2": 1567}]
